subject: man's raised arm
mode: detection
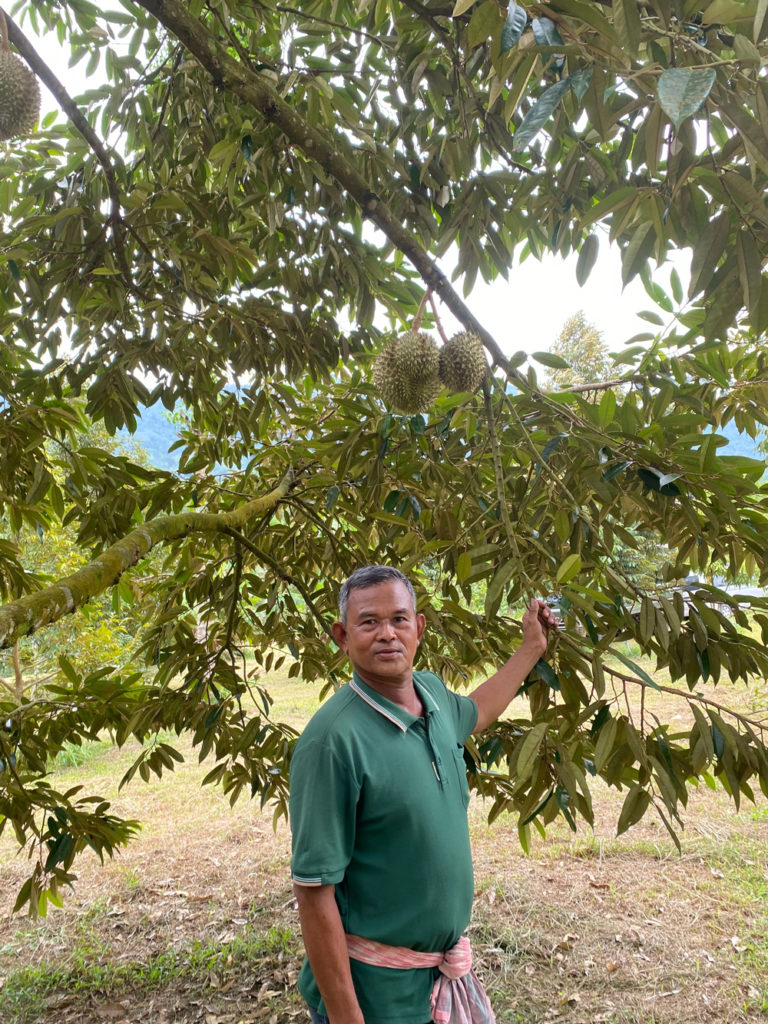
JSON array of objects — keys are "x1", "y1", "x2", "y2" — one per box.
[{"x1": 470, "y1": 598, "x2": 557, "y2": 733}]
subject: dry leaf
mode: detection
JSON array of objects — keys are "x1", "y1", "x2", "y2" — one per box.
[
  {"x1": 96, "y1": 1002, "x2": 130, "y2": 1019},
  {"x1": 606, "y1": 962, "x2": 619, "y2": 973},
  {"x1": 559, "y1": 992, "x2": 581, "y2": 1007}
]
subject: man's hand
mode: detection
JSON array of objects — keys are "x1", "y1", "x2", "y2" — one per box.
[
  {"x1": 520, "y1": 598, "x2": 559, "y2": 658},
  {"x1": 470, "y1": 598, "x2": 559, "y2": 733}
]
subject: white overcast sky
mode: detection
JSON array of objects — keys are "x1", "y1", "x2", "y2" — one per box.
[{"x1": 28, "y1": 17, "x2": 691, "y2": 359}]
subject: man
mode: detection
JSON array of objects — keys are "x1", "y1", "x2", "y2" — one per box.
[{"x1": 289, "y1": 565, "x2": 557, "y2": 1024}]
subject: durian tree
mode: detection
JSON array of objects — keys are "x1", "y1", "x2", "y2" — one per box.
[{"x1": 2, "y1": 0, "x2": 768, "y2": 913}]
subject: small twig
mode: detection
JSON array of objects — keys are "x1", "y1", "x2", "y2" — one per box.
[
  {"x1": 604, "y1": 664, "x2": 768, "y2": 737},
  {"x1": 413, "y1": 289, "x2": 431, "y2": 331},
  {"x1": 221, "y1": 527, "x2": 333, "y2": 640}
]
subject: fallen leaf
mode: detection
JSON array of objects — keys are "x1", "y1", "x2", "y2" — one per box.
[
  {"x1": 606, "y1": 962, "x2": 619, "y2": 973},
  {"x1": 97, "y1": 1003, "x2": 130, "y2": 1019},
  {"x1": 710, "y1": 868, "x2": 724, "y2": 879},
  {"x1": 559, "y1": 992, "x2": 581, "y2": 1007}
]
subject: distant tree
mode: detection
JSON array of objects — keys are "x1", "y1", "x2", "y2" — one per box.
[{"x1": 547, "y1": 312, "x2": 612, "y2": 391}]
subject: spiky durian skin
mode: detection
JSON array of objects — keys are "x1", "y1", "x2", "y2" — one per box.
[
  {"x1": 0, "y1": 52, "x2": 40, "y2": 140},
  {"x1": 373, "y1": 330, "x2": 441, "y2": 414},
  {"x1": 438, "y1": 331, "x2": 486, "y2": 392}
]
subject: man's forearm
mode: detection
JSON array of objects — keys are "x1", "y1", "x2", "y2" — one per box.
[
  {"x1": 294, "y1": 883, "x2": 365, "y2": 1024},
  {"x1": 470, "y1": 641, "x2": 541, "y2": 733}
]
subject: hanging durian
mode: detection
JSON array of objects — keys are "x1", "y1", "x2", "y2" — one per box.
[
  {"x1": 373, "y1": 330, "x2": 441, "y2": 414},
  {"x1": 438, "y1": 330, "x2": 486, "y2": 393},
  {"x1": 0, "y1": 13, "x2": 40, "y2": 141}
]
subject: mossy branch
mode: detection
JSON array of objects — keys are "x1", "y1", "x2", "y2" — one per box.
[{"x1": 0, "y1": 471, "x2": 294, "y2": 650}]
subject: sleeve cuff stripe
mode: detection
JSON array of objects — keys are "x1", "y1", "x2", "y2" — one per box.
[{"x1": 292, "y1": 874, "x2": 324, "y2": 885}]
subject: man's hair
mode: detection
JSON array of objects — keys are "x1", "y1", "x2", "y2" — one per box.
[{"x1": 338, "y1": 565, "x2": 417, "y2": 624}]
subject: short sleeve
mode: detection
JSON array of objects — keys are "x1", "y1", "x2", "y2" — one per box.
[
  {"x1": 448, "y1": 689, "x2": 479, "y2": 742},
  {"x1": 289, "y1": 739, "x2": 360, "y2": 886}
]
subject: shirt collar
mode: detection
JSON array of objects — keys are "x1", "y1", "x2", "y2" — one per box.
[{"x1": 350, "y1": 671, "x2": 439, "y2": 732}]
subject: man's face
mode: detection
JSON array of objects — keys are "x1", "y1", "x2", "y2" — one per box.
[{"x1": 331, "y1": 581, "x2": 426, "y2": 689}]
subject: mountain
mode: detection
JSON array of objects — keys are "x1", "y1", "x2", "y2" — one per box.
[{"x1": 121, "y1": 403, "x2": 180, "y2": 472}]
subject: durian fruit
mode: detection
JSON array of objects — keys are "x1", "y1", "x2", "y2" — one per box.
[
  {"x1": 438, "y1": 330, "x2": 486, "y2": 393},
  {"x1": 0, "y1": 50, "x2": 41, "y2": 141},
  {"x1": 373, "y1": 330, "x2": 441, "y2": 414}
]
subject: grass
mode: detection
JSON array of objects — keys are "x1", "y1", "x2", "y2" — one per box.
[
  {"x1": 1, "y1": 664, "x2": 767, "y2": 1023},
  {"x1": 0, "y1": 924, "x2": 301, "y2": 1022}
]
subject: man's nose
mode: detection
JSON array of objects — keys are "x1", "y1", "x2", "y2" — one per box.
[{"x1": 377, "y1": 620, "x2": 396, "y2": 639}]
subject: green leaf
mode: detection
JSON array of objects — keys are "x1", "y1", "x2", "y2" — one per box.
[
  {"x1": 452, "y1": 0, "x2": 477, "y2": 15},
  {"x1": 534, "y1": 658, "x2": 561, "y2": 690},
  {"x1": 532, "y1": 351, "x2": 570, "y2": 369},
  {"x1": 736, "y1": 229, "x2": 762, "y2": 321},
  {"x1": 701, "y1": 0, "x2": 756, "y2": 24},
  {"x1": 556, "y1": 553, "x2": 581, "y2": 583},
  {"x1": 602, "y1": 460, "x2": 632, "y2": 481},
  {"x1": 612, "y1": 650, "x2": 662, "y2": 691},
  {"x1": 500, "y1": 0, "x2": 527, "y2": 53},
  {"x1": 516, "y1": 721, "x2": 549, "y2": 781},
  {"x1": 657, "y1": 67, "x2": 717, "y2": 132},
  {"x1": 576, "y1": 233, "x2": 599, "y2": 286},
  {"x1": 613, "y1": 0, "x2": 641, "y2": 55},
  {"x1": 531, "y1": 16, "x2": 564, "y2": 71},
  {"x1": 621, "y1": 222, "x2": 655, "y2": 286},
  {"x1": 457, "y1": 551, "x2": 472, "y2": 583},
  {"x1": 617, "y1": 784, "x2": 651, "y2": 834},
  {"x1": 568, "y1": 67, "x2": 593, "y2": 103},
  {"x1": 512, "y1": 78, "x2": 571, "y2": 152},
  {"x1": 325, "y1": 485, "x2": 340, "y2": 510}
]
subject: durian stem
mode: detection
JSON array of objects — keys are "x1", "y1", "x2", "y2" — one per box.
[
  {"x1": 482, "y1": 378, "x2": 531, "y2": 601},
  {"x1": 427, "y1": 292, "x2": 449, "y2": 345},
  {"x1": 413, "y1": 289, "x2": 430, "y2": 331}
]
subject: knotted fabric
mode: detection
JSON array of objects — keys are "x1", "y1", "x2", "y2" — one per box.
[{"x1": 345, "y1": 933, "x2": 495, "y2": 1024}]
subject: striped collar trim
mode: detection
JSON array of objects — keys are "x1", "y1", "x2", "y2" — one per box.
[
  {"x1": 350, "y1": 679, "x2": 408, "y2": 731},
  {"x1": 349, "y1": 673, "x2": 440, "y2": 730}
]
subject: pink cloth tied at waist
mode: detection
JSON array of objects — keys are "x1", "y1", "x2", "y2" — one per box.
[{"x1": 346, "y1": 933, "x2": 495, "y2": 1024}]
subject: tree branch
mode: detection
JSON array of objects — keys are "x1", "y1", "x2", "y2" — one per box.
[
  {"x1": 2, "y1": 8, "x2": 137, "y2": 291},
  {"x1": 604, "y1": 664, "x2": 768, "y2": 738},
  {"x1": 0, "y1": 471, "x2": 294, "y2": 650},
  {"x1": 132, "y1": 0, "x2": 514, "y2": 372}
]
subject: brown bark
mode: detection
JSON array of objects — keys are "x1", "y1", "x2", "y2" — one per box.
[{"x1": 11, "y1": 642, "x2": 23, "y2": 701}]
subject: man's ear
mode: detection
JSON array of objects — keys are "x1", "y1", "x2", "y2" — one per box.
[
  {"x1": 331, "y1": 620, "x2": 348, "y2": 650},
  {"x1": 415, "y1": 613, "x2": 426, "y2": 644}
]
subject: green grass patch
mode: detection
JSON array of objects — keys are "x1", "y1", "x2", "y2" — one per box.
[{"x1": 0, "y1": 924, "x2": 299, "y2": 1023}]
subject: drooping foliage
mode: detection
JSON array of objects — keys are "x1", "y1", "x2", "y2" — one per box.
[{"x1": 2, "y1": 0, "x2": 768, "y2": 913}]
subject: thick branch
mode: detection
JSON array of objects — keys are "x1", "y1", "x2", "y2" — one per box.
[
  {"x1": 0, "y1": 471, "x2": 294, "y2": 650},
  {"x1": 132, "y1": 0, "x2": 511, "y2": 370},
  {"x1": 2, "y1": 9, "x2": 134, "y2": 286}
]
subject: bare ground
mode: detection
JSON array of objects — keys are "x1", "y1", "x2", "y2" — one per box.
[{"x1": 1, "y1": 736, "x2": 766, "y2": 1024}]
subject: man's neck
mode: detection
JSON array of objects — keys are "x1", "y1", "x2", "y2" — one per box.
[{"x1": 355, "y1": 671, "x2": 424, "y2": 717}]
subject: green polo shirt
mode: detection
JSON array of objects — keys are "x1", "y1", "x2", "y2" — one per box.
[{"x1": 289, "y1": 669, "x2": 478, "y2": 1024}]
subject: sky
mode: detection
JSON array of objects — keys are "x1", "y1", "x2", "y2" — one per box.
[{"x1": 25, "y1": 12, "x2": 692, "y2": 361}]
